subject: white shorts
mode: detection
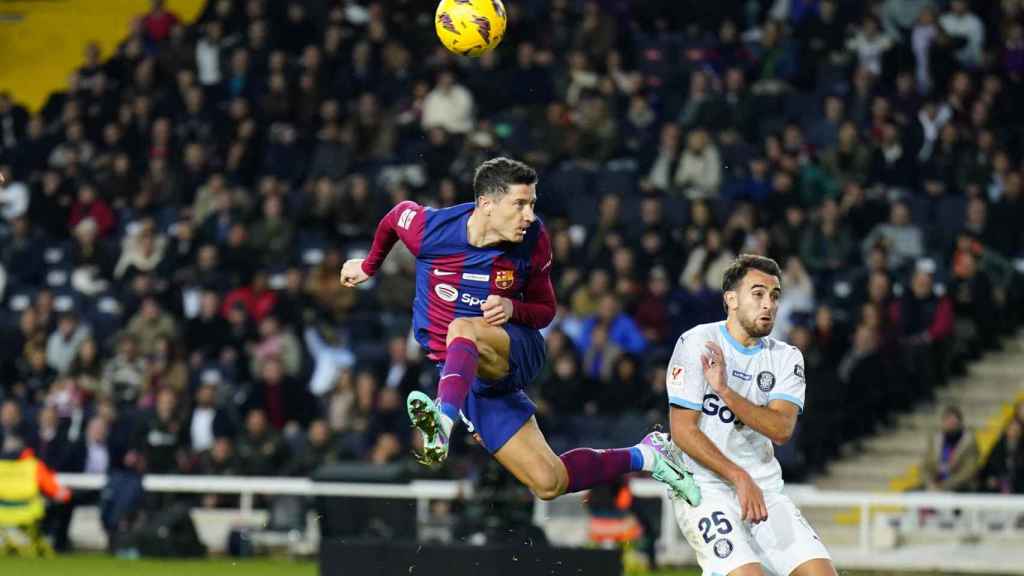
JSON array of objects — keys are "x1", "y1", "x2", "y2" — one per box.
[{"x1": 672, "y1": 488, "x2": 831, "y2": 576}]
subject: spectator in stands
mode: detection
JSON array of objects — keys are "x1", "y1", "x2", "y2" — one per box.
[
  {"x1": 114, "y1": 218, "x2": 167, "y2": 280},
  {"x1": 69, "y1": 336, "x2": 102, "y2": 399},
  {"x1": 194, "y1": 437, "x2": 239, "y2": 508},
  {"x1": 142, "y1": 335, "x2": 189, "y2": 401},
  {"x1": 0, "y1": 400, "x2": 32, "y2": 455},
  {"x1": 102, "y1": 333, "x2": 146, "y2": 406},
  {"x1": 305, "y1": 248, "x2": 356, "y2": 323},
  {"x1": 141, "y1": 0, "x2": 180, "y2": 45},
  {"x1": 365, "y1": 386, "x2": 407, "y2": 458},
  {"x1": 68, "y1": 182, "x2": 115, "y2": 239},
  {"x1": 187, "y1": 380, "x2": 233, "y2": 455},
  {"x1": 185, "y1": 289, "x2": 230, "y2": 364},
  {"x1": 772, "y1": 257, "x2": 814, "y2": 340},
  {"x1": 422, "y1": 70, "x2": 475, "y2": 135},
  {"x1": 979, "y1": 414, "x2": 1023, "y2": 494},
  {"x1": 123, "y1": 296, "x2": 177, "y2": 357},
  {"x1": 578, "y1": 294, "x2": 646, "y2": 356},
  {"x1": 801, "y1": 198, "x2": 853, "y2": 285},
  {"x1": 18, "y1": 339, "x2": 57, "y2": 404},
  {"x1": 580, "y1": 323, "x2": 622, "y2": 384},
  {"x1": 846, "y1": 15, "x2": 894, "y2": 76},
  {"x1": 862, "y1": 201, "x2": 924, "y2": 272},
  {"x1": 940, "y1": 0, "x2": 985, "y2": 66},
  {"x1": 915, "y1": 405, "x2": 980, "y2": 492},
  {"x1": 141, "y1": 389, "x2": 187, "y2": 474},
  {"x1": 892, "y1": 267, "x2": 955, "y2": 395},
  {"x1": 674, "y1": 129, "x2": 722, "y2": 200},
  {"x1": 45, "y1": 312, "x2": 90, "y2": 376},
  {"x1": 680, "y1": 227, "x2": 735, "y2": 293},
  {"x1": 286, "y1": 419, "x2": 347, "y2": 476},
  {"x1": 249, "y1": 315, "x2": 302, "y2": 379},
  {"x1": 235, "y1": 409, "x2": 285, "y2": 476}
]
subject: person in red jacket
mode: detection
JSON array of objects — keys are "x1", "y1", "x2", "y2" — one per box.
[
  {"x1": 140, "y1": 0, "x2": 180, "y2": 44},
  {"x1": 68, "y1": 182, "x2": 115, "y2": 239}
]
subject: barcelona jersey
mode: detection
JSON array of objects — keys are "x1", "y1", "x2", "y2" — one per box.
[{"x1": 361, "y1": 201, "x2": 556, "y2": 362}]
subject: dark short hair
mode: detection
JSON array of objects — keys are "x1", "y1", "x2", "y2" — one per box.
[
  {"x1": 722, "y1": 254, "x2": 783, "y2": 293},
  {"x1": 473, "y1": 157, "x2": 538, "y2": 203}
]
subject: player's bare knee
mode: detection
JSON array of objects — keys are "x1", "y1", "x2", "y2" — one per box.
[
  {"x1": 530, "y1": 478, "x2": 563, "y2": 501},
  {"x1": 529, "y1": 460, "x2": 567, "y2": 501},
  {"x1": 446, "y1": 317, "x2": 478, "y2": 344}
]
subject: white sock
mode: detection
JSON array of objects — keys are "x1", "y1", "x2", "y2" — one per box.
[
  {"x1": 438, "y1": 412, "x2": 454, "y2": 437},
  {"x1": 635, "y1": 443, "x2": 658, "y2": 472}
]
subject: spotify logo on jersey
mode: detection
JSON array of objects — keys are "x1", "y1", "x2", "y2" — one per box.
[{"x1": 434, "y1": 283, "x2": 459, "y2": 302}]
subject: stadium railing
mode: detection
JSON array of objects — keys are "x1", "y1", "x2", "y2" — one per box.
[{"x1": 57, "y1": 474, "x2": 1024, "y2": 572}]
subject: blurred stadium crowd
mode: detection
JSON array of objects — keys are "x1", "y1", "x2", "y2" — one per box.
[{"x1": 1, "y1": 0, "x2": 1024, "y2": 543}]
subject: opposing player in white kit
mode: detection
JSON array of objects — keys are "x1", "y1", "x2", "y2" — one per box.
[{"x1": 652, "y1": 255, "x2": 836, "y2": 576}]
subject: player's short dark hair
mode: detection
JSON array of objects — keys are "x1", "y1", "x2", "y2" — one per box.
[
  {"x1": 722, "y1": 254, "x2": 783, "y2": 293},
  {"x1": 473, "y1": 157, "x2": 538, "y2": 203}
]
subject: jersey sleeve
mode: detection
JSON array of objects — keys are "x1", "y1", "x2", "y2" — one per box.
[
  {"x1": 360, "y1": 201, "x2": 426, "y2": 277},
  {"x1": 666, "y1": 334, "x2": 705, "y2": 411},
  {"x1": 768, "y1": 347, "x2": 806, "y2": 413},
  {"x1": 509, "y1": 223, "x2": 557, "y2": 329}
]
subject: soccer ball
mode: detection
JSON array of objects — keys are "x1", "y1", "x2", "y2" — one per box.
[{"x1": 434, "y1": 0, "x2": 507, "y2": 57}]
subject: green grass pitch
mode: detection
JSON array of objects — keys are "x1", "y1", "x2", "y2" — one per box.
[{"x1": 0, "y1": 555, "x2": 987, "y2": 575}]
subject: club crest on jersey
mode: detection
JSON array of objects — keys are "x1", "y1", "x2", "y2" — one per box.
[
  {"x1": 756, "y1": 371, "x2": 775, "y2": 392},
  {"x1": 714, "y1": 538, "x2": 733, "y2": 558},
  {"x1": 494, "y1": 269, "x2": 515, "y2": 289}
]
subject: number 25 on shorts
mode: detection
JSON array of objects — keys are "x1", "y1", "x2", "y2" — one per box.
[{"x1": 698, "y1": 511, "x2": 734, "y2": 544}]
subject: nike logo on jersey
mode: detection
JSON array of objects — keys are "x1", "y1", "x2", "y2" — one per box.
[{"x1": 433, "y1": 269, "x2": 456, "y2": 277}]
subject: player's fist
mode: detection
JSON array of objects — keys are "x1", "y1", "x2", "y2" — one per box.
[
  {"x1": 339, "y1": 258, "x2": 370, "y2": 288},
  {"x1": 481, "y1": 295, "x2": 513, "y2": 326},
  {"x1": 701, "y1": 341, "x2": 727, "y2": 395}
]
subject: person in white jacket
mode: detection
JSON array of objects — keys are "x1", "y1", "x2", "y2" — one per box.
[
  {"x1": 674, "y1": 129, "x2": 721, "y2": 200},
  {"x1": 421, "y1": 70, "x2": 475, "y2": 135},
  {"x1": 939, "y1": 0, "x2": 984, "y2": 66}
]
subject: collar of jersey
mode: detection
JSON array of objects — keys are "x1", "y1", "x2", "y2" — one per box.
[{"x1": 719, "y1": 323, "x2": 764, "y2": 356}]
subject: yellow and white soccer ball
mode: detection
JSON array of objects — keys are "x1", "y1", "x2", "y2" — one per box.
[{"x1": 434, "y1": 0, "x2": 507, "y2": 57}]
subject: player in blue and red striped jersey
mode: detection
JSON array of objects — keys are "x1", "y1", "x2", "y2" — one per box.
[{"x1": 340, "y1": 157, "x2": 700, "y2": 504}]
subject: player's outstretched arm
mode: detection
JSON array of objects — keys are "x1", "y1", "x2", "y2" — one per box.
[
  {"x1": 701, "y1": 341, "x2": 798, "y2": 445},
  {"x1": 351, "y1": 200, "x2": 425, "y2": 283},
  {"x1": 671, "y1": 407, "x2": 768, "y2": 522}
]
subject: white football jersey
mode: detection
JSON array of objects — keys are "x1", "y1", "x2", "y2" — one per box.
[{"x1": 665, "y1": 320, "x2": 805, "y2": 493}]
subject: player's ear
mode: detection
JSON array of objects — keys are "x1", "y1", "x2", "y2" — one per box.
[{"x1": 724, "y1": 290, "x2": 738, "y2": 311}]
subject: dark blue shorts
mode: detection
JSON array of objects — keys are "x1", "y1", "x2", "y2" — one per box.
[{"x1": 453, "y1": 323, "x2": 546, "y2": 454}]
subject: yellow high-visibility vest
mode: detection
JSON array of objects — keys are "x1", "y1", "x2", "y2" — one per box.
[{"x1": 0, "y1": 458, "x2": 45, "y2": 526}]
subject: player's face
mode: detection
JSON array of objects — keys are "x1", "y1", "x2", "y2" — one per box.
[
  {"x1": 729, "y1": 269, "x2": 781, "y2": 338},
  {"x1": 492, "y1": 184, "x2": 537, "y2": 242}
]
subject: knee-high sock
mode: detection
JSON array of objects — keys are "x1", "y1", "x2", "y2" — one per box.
[
  {"x1": 437, "y1": 337, "x2": 478, "y2": 423},
  {"x1": 559, "y1": 447, "x2": 645, "y2": 493}
]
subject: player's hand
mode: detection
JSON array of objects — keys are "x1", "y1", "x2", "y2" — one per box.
[
  {"x1": 733, "y1": 471, "x2": 768, "y2": 523},
  {"x1": 339, "y1": 258, "x2": 370, "y2": 287},
  {"x1": 701, "y1": 341, "x2": 727, "y2": 395},
  {"x1": 481, "y1": 295, "x2": 513, "y2": 326}
]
